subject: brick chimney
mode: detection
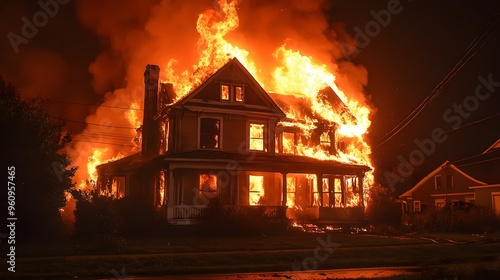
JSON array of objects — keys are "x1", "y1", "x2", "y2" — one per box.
[{"x1": 142, "y1": 64, "x2": 161, "y2": 159}]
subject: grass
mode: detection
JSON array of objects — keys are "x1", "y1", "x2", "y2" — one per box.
[{"x1": 3, "y1": 230, "x2": 500, "y2": 279}]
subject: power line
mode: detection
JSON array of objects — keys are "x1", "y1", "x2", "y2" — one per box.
[
  {"x1": 51, "y1": 115, "x2": 139, "y2": 130},
  {"x1": 47, "y1": 98, "x2": 143, "y2": 111},
  {"x1": 376, "y1": 10, "x2": 500, "y2": 147},
  {"x1": 454, "y1": 156, "x2": 500, "y2": 168},
  {"x1": 71, "y1": 139, "x2": 137, "y2": 148}
]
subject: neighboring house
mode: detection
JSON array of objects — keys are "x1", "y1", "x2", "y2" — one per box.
[
  {"x1": 399, "y1": 138, "x2": 500, "y2": 215},
  {"x1": 96, "y1": 58, "x2": 371, "y2": 224}
]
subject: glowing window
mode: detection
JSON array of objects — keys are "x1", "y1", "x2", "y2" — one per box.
[
  {"x1": 200, "y1": 118, "x2": 220, "y2": 149},
  {"x1": 221, "y1": 84, "x2": 230, "y2": 101},
  {"x1": 320, "y1": 131, "x2": 331, "y2": 149},
  {"x1": 322, "y1": 178, "x2": 330, "y2": 206},
  {"x1": 282, "y1": 132, "x2": 296, "y2": 154},
  {"x1": 249, "y1": 123, "x2": 265, "y2": 151},
  {"x1": 286, "y1": 176, "x2": 296, "y2": 208},
  {"x1": 334, "y1": 178, "x2": 343, "y2": 207},
  {"x1": 199, "y1": 173, "x2": 217, "y2": 200},
  {"x1": 249, "y1": 175, "x2": 264, "y2": 205},
  {"x1": 235, "y1": 86, "x2": 244, "y2": 102}
]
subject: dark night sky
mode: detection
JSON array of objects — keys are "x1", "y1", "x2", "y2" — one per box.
[{"x1": 1, "y1": 0, "x2": 499, "y2": 194}]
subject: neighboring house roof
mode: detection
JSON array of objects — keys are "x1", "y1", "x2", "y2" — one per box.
[
  {"x1": 482, "y1": 138, "x2": 500, "y2": 154},
  {"x1": 399, "y1": 160, "x2": 487, "y2": 198}
]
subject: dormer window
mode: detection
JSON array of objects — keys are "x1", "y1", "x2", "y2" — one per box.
[
  {"x1": 235, "y1": 86, "x2": 244, "y2": 102},
  {"x1": 220, "y1": 84, "x2": 244, "y2": 102},
  {"x1": 221, "y1": 84, "x2": 230, "y2": 101}
]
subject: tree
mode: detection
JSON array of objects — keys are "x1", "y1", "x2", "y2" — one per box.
[{"x1": 0, "y1": 77, "x2": 75, "y2": 239}]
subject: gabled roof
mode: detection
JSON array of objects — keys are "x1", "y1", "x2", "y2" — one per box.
[
  {"x1": 483, "y1": 138, "x2": 500, "y2": 154},
  {"x1": 399, "y1": 160, "x2": 487, "y2": 198},
  {"x1": 171, "y1": 57, "x2": 286, "y2": 119}
]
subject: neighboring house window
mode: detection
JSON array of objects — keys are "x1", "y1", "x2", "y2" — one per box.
[
  {"x1": 249, "y1": 123, "x2": 265, "y2": 151},
  {"x1": 434, "y1": 175, "x2": 442, "y2": 191},
  {"x1": 249, "y1": 175, "x2": 264, "y2": 205},
  {"x1": 446, "y1": 174, "x2": 453, "y2": 188},
  {"x1": 200, "y1": 118, "x2": 220, "y2": 149},
  {"x1": 221, "y1": 84, "x2": 230, "y2": 101},
  {"x1": 413, "y1": 201, "x2": 421, "y2": 213},
  {"x1": 286, "y1": 176, "x2": 296, "y2": 208},
  {"x1": 199, "y1": 173, "x2": 217, "y2": 201},
  {"x1": 235, "y1": 86, "x2": 244, "y2": 102},
  {"x1": 435, "y1": 199, "x2": 445, "y2": 209}
]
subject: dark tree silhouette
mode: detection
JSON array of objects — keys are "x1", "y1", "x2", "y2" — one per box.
[{"x1": 0, "y1": 77, "x2": 75, "y2": 239}]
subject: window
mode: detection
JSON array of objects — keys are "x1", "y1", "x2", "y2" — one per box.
[
  {"x1": 282, "y1": 131, "x2": 296, "y2": 154},
  {"x1": 235, "y1": 86, "x2": 244, "y2": 102},
  {"x1": 446, "y1": 174, "x2": 453, "y2": 188},
  {"x1": 200, "y1": 118, "x2": 220, "y2": 149},
  {"x1": 160, "y1": 121, "x2": 169, "y2": 153},
  {"x1": 110, "y1": 176, "x2": 126, "y2": 199},
  {"x1": 434, "y1": 175, "x2": 442, "y2": 191},
  {"x1": 199, "y1": 173, "x2": 217, "y2": 201},
  {"x1": 334, "y1": 178, "x2": 343, "y2": 207},
  {"x1": 221, "y1": 84, "x2": 230, "y2": 101},
  {"x1": 320, "y1": 131, "x2": 331, "y2": 150},
  {"x1": 221, "y1": 84, "x2": 244, "y2": 102},
  {"x1": 311, "y1": 178, "x2": 320, "y2": 206},
  {"x1": 322, "y1": 178, "x2": 330, "y2": 206},
  {"x1": 413, "y1": 201, "x2": 421, "y2": 213},
  {"x1": 286, "y1": 176, "x2": 296, "y2": 208},
  {"x1": 435, "y1": 199, "x2": 445, "y2": 209},
  {"x1": 249, "y1": 175, "x2": 264, "y2": 205},
  {"x1": 249, "y1": 123, "x2": 265, "y2": 151}
]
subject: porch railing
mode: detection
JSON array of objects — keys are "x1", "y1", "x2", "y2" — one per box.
[{"x1": 171, "y1": 205, "x2": 286, "y2": 220}]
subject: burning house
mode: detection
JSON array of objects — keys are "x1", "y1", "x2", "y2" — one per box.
[{"x1": 96, "y1": 58, "x2": 371, "y2": 224}]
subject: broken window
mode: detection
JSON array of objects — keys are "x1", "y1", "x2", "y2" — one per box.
[
  {"x1": 249, "y1": 123, "x2": 265, "y2": 151},
  {"x1": 199, "y1": 173, "x2": 218, "y2": 201},
  {"x1": 221, "y1": 84, "x2": 230, "y2": 101},
  {"x1": 434, "y1": 175, "x2": 442, "y2": 191},
  {"x1": 249, "y1": 175, "x2": 264, "y2": 205},
  {"x1": 200, "y1": 118, "x2": 220, "y2": 149},
  {"x1": 235, "y1": 86, "x2": 244, "y2": 102}
]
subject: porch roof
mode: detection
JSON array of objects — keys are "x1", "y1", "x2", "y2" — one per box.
[{"x1": 162, "y1": 150, "x2": 371, "y2": 175}]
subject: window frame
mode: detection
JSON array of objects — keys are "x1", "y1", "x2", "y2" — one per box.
[
  {"x1": 446, "y1": 174, "x2": 453, "y2": 189},
  {"x1": 413, "y1": 200, "x2": 421, "y2": 213},
  {"x1": 434, "y1": 175, "x2": 442, "y2": 191},
  {"x1": 198, "y1": 117, "x2": 223, "y2": 150},
  {"x1": 249, "y1": 174, "x2": 265, "y2": 206},
  {"x1": 248, "y1": 121, "x2": 267, "y2": 152}
]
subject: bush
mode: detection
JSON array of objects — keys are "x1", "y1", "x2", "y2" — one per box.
[
  {"x1": 116, "y1": 195, "x2": 166, "y2": 236},
  {"x1": 72, "y1": 189, "x2": 125, "y2": 249},
  {"x1": 403, "y1": 205, "x2": 499, "y2": 233},
  {"x1": 365, "y1": 184, "x2": 401, "y2": 227}
]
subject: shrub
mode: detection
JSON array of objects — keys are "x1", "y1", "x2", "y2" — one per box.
[
  {"x1": 403, "y1": 205, "x2": 499, "y2": 233},
  {"x1": 116, "y1": 195, "x2": 166, "y2": 236},
  {"x1": 365, "y1": 184, "x2": 401, "y2": 227}
]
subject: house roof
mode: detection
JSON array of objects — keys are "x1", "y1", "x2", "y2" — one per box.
[
  {"x1": 169, "y1": 57, "x2": 286, "y2": 119},
  {"x1": 483, "y1": 138, "x2": 500, "y2": 154},
  {"x1": 399, "y1": 160, "x2": 487, "y2": 198}
]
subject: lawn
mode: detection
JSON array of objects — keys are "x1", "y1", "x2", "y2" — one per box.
[{"x1": 3, "y1": 229, "x2": 500, "y2": 279}]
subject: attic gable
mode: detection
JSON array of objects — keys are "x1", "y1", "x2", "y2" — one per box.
[
  {"x1": 399, "y1": 160, "x2": 487, "y2": 198},
  {"x1": 172, "y1": 58, "x2": 285, "y2": 118}
]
